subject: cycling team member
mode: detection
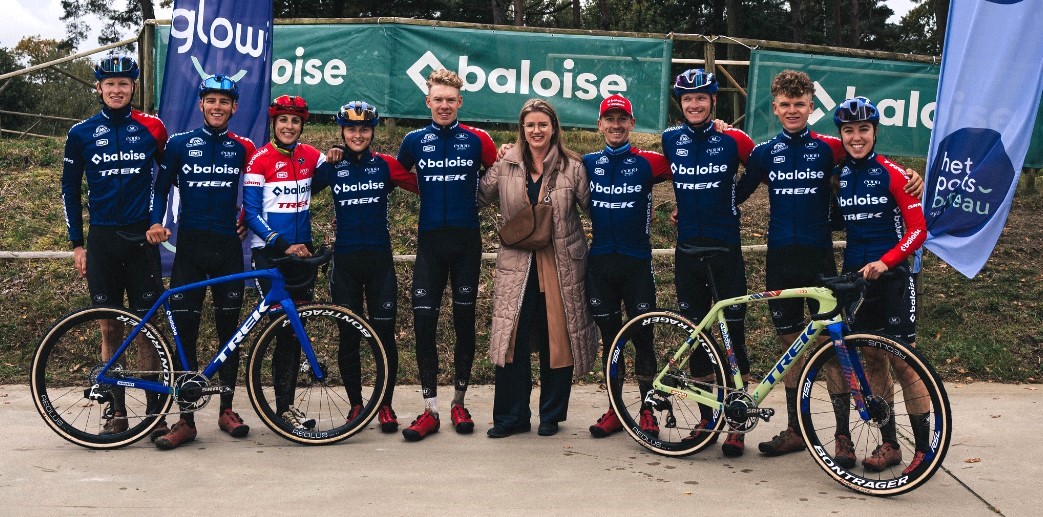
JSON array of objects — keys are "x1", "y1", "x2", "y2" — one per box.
[
  {"x1": 146, "y1": 75, "x2": 256, "y2": 449},
  {"x1": 832, "y1": 97, "x2": 930, "y2": 474},
  {"x1": 61, "y1": 54, "x2": 167, "y2": 434},
  {"x1": 312, "y1": 101, "x2": 419, "y2": 433},
  {"x1": 661, "y1": 69, "x2": 755, "y2": 457},
  {"x1": 583, "y1": 94, "x2": 671, "y2": 440},
  {"x1": 243, "y1": 95, "x2": 325, "y2": 429},
  {"x1": 396, "y1": 69, "x2": 497, "y2": 441},
  {"x1": 736, "y1": 70, "x2": 923, "y2": 458}
]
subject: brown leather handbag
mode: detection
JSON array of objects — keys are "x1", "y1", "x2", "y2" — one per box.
[{"x1": 498, "y1": 167, "x2": 557, "y2": 250}]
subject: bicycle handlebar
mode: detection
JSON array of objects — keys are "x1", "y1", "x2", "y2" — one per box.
[
  {"x1": 809, "y1": 272, "x2": 868, "y2": 321},
  {"x1": 273, "y1": 247, "x2": 333, "y2": 291}
]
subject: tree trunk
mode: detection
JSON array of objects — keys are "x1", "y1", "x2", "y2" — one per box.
[
  {"x1": 573, "y1": 0, "x2": 581, "y2": 28},
  {"x1": 139, "y1": 0, "x2": 156, "y2": 21},
  {"x1": 599, "y1": 0, "x2": 610, "y2": 31},
  {"x1": 932, "y1": 0, "x2": 950, "y2": 51},
  {"x1": 514, "y1": 0, "x2": 524, "y2": 25},
  {"x1": 831, "y1": 0, "x2": 843, "y2": 47},
  {"x1": 492, "y1": 0, "x2": 505, "y2": 24},
  {"x1": 788, "y1": 0, "x2": 804, "y2": 43},
  {"x1": 848, "y1": 0, "x2": 860, "y2": 47}
]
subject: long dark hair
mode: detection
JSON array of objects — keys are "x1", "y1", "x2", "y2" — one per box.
[{"x1": 516, "y1": 98, "x2": 577, "y2": 174}]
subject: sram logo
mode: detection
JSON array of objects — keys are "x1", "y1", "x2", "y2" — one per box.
[{"x1": 406, "y1": 51, "x2": 627, "y2": 100}]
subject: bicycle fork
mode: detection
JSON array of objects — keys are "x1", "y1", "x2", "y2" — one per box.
[{"x1": 828, "y1": 322, "x2": 878, "y2": 423}]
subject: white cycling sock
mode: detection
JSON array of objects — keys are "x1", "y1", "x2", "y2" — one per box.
[{"x1": 424, "y1": 397, "x2": 438, "y2": 415}]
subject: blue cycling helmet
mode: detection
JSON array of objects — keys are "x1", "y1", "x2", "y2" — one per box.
[
  {"x1": 336, "y1": 101, "x2": 380, "y2": 127},
  {"x1": 198, "y1": 74, "x2": 239, "y2": 101},
  {"x1": 673, "y1": 68, "x2": 718, "y2": 98},
  {"x1": 94, "y1": 54, "x2": 139, "y2": 81},
  {"x1": 834, "y1": 96, "x2": 880, "y2": 127}
]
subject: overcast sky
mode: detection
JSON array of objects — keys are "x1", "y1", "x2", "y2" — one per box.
[{"x1": 1, "y1": 0, "x2": 919, "y2": 52}]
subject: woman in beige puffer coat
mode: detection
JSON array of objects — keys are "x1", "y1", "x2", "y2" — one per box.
[{"x1": 478, "y1": 99, "x2": 598, "y2": 438}]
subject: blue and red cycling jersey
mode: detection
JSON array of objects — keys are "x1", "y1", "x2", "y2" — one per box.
[
  {"x1": 397, "y1": 120, "x2": 497, "y2": 232},
  {"x1": 661, "y1": 123, "x2": 755, "y2": 246},
  {"x1": 313, "y1": 150, "x2": 419, "y2": 253},
  {"x1": 737, "y1": 127, "x2": 846, "y2": 249},
  {"x1": 836, "y1": 151, "x2": 926, "y2": 268},
  {"x1": 243, "y1": 141, "x2": 325, "y2": 250},
  {"x1": 151, "y1": 126, "x2": 255, "y2": 237},
  {"x1": 62, "y1": 105, "x2": 167, "y2": 246},
  {"x1": 583, "y1": 143, "x2": 671, "y2": 259}
]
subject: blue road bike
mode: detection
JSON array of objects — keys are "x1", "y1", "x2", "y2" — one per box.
[{"x1": 31, "y1": 239, "x2": 388, "y2": 448}]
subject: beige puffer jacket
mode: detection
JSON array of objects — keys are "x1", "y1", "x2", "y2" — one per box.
[{"x1": 479, "y1": 146, "x2": 598, "y2": 377}]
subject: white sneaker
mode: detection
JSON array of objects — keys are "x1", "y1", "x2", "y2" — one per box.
[{"x1": 281, "y1": 406, "x2": 316, "y2": 430}]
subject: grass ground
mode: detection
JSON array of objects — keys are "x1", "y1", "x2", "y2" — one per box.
[{"x1": 0, "y1": 124, "x2": 1039, "y2": 385}]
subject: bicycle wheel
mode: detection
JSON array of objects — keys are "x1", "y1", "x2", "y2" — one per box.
[
  {"x1": 30, "y1": 307, "x2": 175, "y2": 449},
  {"x1": 797, "y1": 334, "x2": 951, "y2": 496},
  {"x1": 247, "y1": 304, "x2": 388, "y2": 445},
  {"x1": 606, "y1": 311, "x2": 729, "y2": 456}
]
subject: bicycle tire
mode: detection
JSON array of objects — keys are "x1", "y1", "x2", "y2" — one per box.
[
  {"x1": 247, "y1": 304, "x2": 388, "y2": 445},
  {"x1": 30, "y1": 307, "x2": 175, "y2": 449},
  {"x1": 797, "y1": 333, "x2": 951, "y2": 496},
  {"x1": 606, "y1": 311, "x2": 729, "y2": 456}
]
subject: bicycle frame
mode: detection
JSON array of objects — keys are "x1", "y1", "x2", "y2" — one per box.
[
  {"x1": 94, "y1": 267, "x2": 324, "y2": 396},
  {"x1": 652, "y1": 285, "x2": 861, "y2": 414}
]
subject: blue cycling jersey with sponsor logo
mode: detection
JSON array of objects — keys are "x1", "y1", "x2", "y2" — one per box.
[
  {"x1": 836, "y1": 152, "x2": 926, "y2": 269},
  {"x1": 397, "y1": 120, "x2": 497, "y2": 232},
  {"x1": 61, "y1": 105, "x2": 167, "y2": 246},
  {"x1": 313, "y1": 150, "x2": 419, "y2": 253},
  {"x1": 151, "y1": 126, "x2": 255, "y2": 236},
  {"x1": 737, "y1": 127, "x2": 845, "y2": 249},
  {"x1": 583, "y1": 143, "x2": 671, "y2": 259},
  {"x1": 662, "y1": 123, "x2": 754, "y2": 246}
]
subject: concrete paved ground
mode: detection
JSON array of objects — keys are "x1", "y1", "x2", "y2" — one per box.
[{"x1": 1, "y1": 382, "x2": 1037, "y2": 516}]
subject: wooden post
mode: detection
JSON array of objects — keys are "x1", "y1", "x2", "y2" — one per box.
[
  {"x1": 704, "y1": 42, "x2": 716, "y2": 119},
  {"x1": 139, "y1": 23, "x2": 156, "y2": 113}
]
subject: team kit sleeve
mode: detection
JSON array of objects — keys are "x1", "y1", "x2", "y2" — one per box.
[
  {"x1": 243, "y1": 149, "x2": 281, "y2": 249},
  {"x1": 396, "y1": 133, "x2": 417, "y2": 172},
  {"x1": 727, "y1": 128, "x2": 755, "y2": 165},
  {"x1": 384, "y1": 154, "x2": 420, "y2": 194},
  {"x1": 474, "y1": 127, "x2": 498, "y2": 169},
  {"x1": 149, "y1": 135, "x2": 178, "y2": 227},
  {"x1": 311, "y1": 160, "x2": 332, "y2": 194},
  {"x1": 639, "y1": 150, "x2": 672, "y2": 184},
  {"x1": 880, "y1": 157, "x2": 928, "y2": 268},
  {"x1": 735, "y1": 144, "x2": 766, "y2": 203},
  {"x1": 60, "y1": 130, "x2": 87, "y2": 247}
]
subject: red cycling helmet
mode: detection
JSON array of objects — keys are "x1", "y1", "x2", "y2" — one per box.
[{"x1": 268, "y1": 95, "x2": 310, "y2": 122}]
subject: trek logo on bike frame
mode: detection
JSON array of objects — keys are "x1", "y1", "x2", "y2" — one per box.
[
  {"x1": 216, "y1": 299, "x2": 270, "y2": 364},
  {"x1": 764, "y1": 325, "x2": 815, "y2": 385}
]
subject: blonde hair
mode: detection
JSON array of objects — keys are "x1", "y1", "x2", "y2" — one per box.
[
  {"x1": 770, "y1": 70, "x2": 815, "y2": 99},
  {"x1": 426, "y1": 69, "x2": 463, "y2": 90}
]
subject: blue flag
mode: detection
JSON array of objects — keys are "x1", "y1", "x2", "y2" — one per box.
[
  {"x1": 156, "y1": 0, "x2": 273, "y2": 270},
  {"x1": 921, "y1": 0, "x2": 1043, "y2": 278}
]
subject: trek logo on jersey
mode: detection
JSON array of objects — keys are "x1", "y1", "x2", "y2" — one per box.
[
  {"x1": 596, "y1": 155, "x2": 609, "y2": 165},
  {"x1": 187, "y1": 137, "x2": 205, "y2": 147},
  {"x1": 772, "y1": 142, "x2": 788, "y2": 154},
  {"x1": 838, "y1": 194, "x2": 888, "y2": 207},
  {"x1": 189, "y1": 150, "x2": 203, "y2": 157},
  {"x1": 272, "y1": 184, "x2": 311, "y2": 196},
  {"x1": 592, "y1": 200, "x2": 636, "y2": 208},
  {"x1": 186, "y1": 180, "x2": 234, "y2": 188},
  {"x1": 769, "y1": 169, "x2": 825, "y2": 181},
  {"x1": 92, "y1": 126, "x2": 110, "y2": 138},
  {"x1": 98, "y1": 167, "x2": 141, "y2": 177},
  {"x1": 672, "y1": 163, "x2": 725, "y2": 176},
  {"x1": 419, "y1": 158, "x2": 474, "y2": 169},
  {"x1": 590, "y1": 182, "x2": 642, "y2": 194},
  {"x1": 423, "y1": 145, "x2": 436, "y2": 153},
  {"x1": 675, "y1": 149, "x2": 688, "y2": 157},
  {"x1": 421, "y1": 133, "x2": 437, "y2": 143},
  {"x1": 182, "y1": 164, "x2": 240, "y2": 175},
  {"x1": 675, "y1": 181, "x2": 721, "y2": 190},
  {"x1": 424, "y1": 174, "x2": 467, "y2": 181},
  {"x1": 91, "y1": 151, "x2": 147, "y2": 164},
  {"x1": 95, "y1": 139, "x2": 109, "y2": 147},
  {"x1": 332, "y1": 181, "x2": 384, "y2": 194},
  {"x1": 843, "y1": 212, "x2": 883, "y2": 221},
  {"x1": 676, "y1": 134, "x2": 692, "y2": 145},
  {"x1": 773, "y1": 187, "x2": 819, "y2": 195}
]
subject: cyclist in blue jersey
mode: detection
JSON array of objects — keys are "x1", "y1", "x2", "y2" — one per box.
[
  {"x1": 61, "y1": 54, "x2": 167, "y2": 435},
  {"x1": 662, "y1": 69, "x2": 756, "y2": 456},
  {"x1": 832, "y1": 97, "x2": 930, "y2": 473},
  {"x1": 312, "y1": 101, "x2": 419, "y2": 433},
  {"x1": 736, "y1": 70, "x2": 923, "y2": 458},
  {"x1": 583, "y1": 94, "x2": 672, "y2": 440},
  {"x1": 243, "y1": 95, "x2": 326, "y2": 430},
  {"x1": 396, "y1": 70, "x2": 497, "y2": 441},
  {"x1": 146, "y1": 75, "x2": 255, "y2": 449}
]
